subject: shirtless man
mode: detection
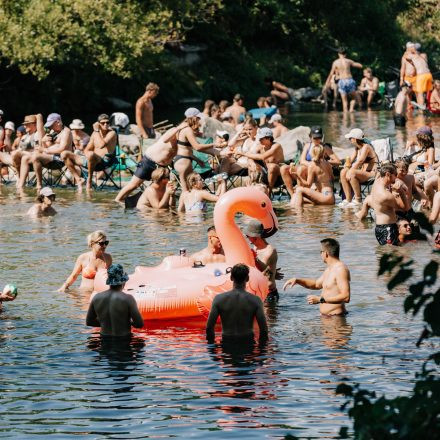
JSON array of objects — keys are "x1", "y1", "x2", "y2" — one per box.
[
  {"x1": 136, "y1": 167, "x2": 176, "y2": 210},
  {"x1": 400, "y1": 42, "x2": 417, "y2": 89},
  {"x1": 245, "y1": 220, "x2": 280, "y2": 302},
  {"x1": 27, "y1": 187, "x2": 57, "y2": 218},
  {"x1": 86, "y1": 264, "x2": 144, "y2": 337},
  {"x1": 136, "y1": 82, "x2": 159, "y2": 139},
  {"x1": 237, "y1": 127, "x2": 284, "y2": 192},
  {"x1": 393, "y1": 82, "x2": 412, "y2": 127},
  {"x1": 190, "y1": 226, "x2": 226, "y2": 265},
  {"x1": 358, "y1": 68, "x2": 379, "y2": 107},
  {"x1": 283, "y1": 238, "x2": 350, "y2": 316},
  {"x1": 206, "y1": 263, "x2": 268, "y2": 343},
  {"x1": 325, "y1": 48, "x2": 362, "y2": 112},
  {"x1": 225, "y1": 94, "x2": 246, "y2": 125},
  {"x1": 369, "y1": 163, "x2": 409, "y2": 245},
  {"x1": 269, "y1": 114, "x2": 288, "y2": 138},
  {"x1": 428, "y1": 79, "x2": 440, "y2": 112},
  {"x1": 24, "y1": 113, "x2": 72, "y2": 192},
  {"x1": 115, "y1": 125, "x2": 181, "y2": 202},
  {"x1": 62, "y1": 114, "x2": 117, "y2": 191},
  {"x1": 265, "y1": 78, "x2": 296, "y2": 104},
  {"x1": 406, "y1": 44, "x2": 433, "y2": 108}
]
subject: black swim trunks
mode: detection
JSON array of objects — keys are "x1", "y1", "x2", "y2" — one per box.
[
  {"x1": 375, "y1": 223, "x2": 399, "y2": 245},
  {"x1": 146, "y1": 127, "x2": 155, "y2": 139},
  {"x1": 393, "y1": 114, "x2": 406, "y2": 127},
  {"x1": 134, "y1": 155, "x2": 161, "y2": 181}
]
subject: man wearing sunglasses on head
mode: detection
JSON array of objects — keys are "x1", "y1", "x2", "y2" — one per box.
[{"x1": 63, "y1": 114, "x2": 116, "y2": 191}]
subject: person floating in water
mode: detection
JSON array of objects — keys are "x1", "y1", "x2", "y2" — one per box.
[
  {"x1": 86, "y1": 264, "x2": 144, "y2": 337},
  {"x1": 283, "y1": 238, "x2": 351, "y2": 316},
  {"x1": 206, "y1": 264, "x2": 268, "y2": 344}
]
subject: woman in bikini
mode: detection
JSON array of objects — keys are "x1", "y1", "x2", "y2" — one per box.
[
  {"x1": 57, "y1": 230, "x2": 112, "y2": 292},
  {"x1": 174, "y1": 109, "x2": 219, "y2": 191},
  {"x1": 339, "y1": 129, "x2": 378, "y2": 207},
  {"x1": 291, "y1": 144, "x2": 335, "y2": 207},
  {"x1": 178, "y1": 172, "x2": 226, "y2": 214}
]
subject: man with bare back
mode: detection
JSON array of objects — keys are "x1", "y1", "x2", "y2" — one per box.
[
  {"x1": 325, "y1": 48, "x2": 362, "y2": 112},
  {"x1": 136, "y1": 82, "x2": 159, "y2": 140},
  {"x1": 406, "y1": 44, "x2": 432, "y2": 108},
  {"x1": 400, "y1": 42, "x2": 417, "y2": 89}
]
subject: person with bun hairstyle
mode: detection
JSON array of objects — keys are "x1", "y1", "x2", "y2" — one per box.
[{"x1": 58, "y1": 230, "x2": 112, "y2": 292}]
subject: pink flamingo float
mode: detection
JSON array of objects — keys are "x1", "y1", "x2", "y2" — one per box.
[{"x1": 92, "y1": 187, "x2": 278, "y2": 320}]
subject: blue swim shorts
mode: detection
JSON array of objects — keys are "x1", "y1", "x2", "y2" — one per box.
[{"x1": 338, "y1": 78, "x2": 357, "y2": 95}]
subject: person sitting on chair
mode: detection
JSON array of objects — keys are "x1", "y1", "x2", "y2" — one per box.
[
  {"x1": 24, "y1": 113, "x2": 72, "y2": 192},
  {"x1": 62, "y1": 114, "x2": 116, "y2": 191}
]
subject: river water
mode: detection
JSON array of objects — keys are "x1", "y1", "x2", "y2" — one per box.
[{"x1": 0, "y1": 109, "x2": 438, "y2": 438}]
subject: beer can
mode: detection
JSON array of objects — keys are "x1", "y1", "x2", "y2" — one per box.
[{"x1": 179, "y1": 248, "x2": 187, "y2": 257}]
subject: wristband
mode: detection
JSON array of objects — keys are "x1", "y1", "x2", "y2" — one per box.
[{"x1": 319, "y1": 296, "x2": 326, "y2": 304}]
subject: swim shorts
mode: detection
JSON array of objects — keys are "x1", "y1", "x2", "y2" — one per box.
[
  {"x1": 338, "y1": 78, "x2": 357, "y2": 95},
  {"x1": 375, "y1": 223, "x2": 399, "y2": 245},
  {"x1": 134, "y1": 155, "x2": 160, "y2": 181},
  {"x1": 83, "y1": 154, "x2": 118, "y2": 172},
  {"x1": 393, "y1": 114, "x2": 406, "y2": 127},
  {"x1": 146, "y1": 127, "x2": 155, "y2": 139},
  {"x1": 46, "y1": 154, "x2": 64, "y2": 170},
  {"x1": 403, "y1": 75, "x2": 416, "y2": 89},
  {"x1": 414, "y1": 72, "x2": 433, "y2": 94}
]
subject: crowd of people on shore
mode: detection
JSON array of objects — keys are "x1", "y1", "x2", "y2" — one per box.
[{"x1": 0, "y1": 43, "x2": 439, "y2": 342}]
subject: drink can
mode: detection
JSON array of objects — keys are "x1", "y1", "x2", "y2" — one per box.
[{"x1": 179, "y1": 248, "x2": 187, "y2": 257}]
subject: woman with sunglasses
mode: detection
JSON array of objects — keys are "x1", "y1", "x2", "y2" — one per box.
[
  {"x1": 27, "y1": 187, "x2": 57, "y2": 218},
  {"x1": 58, "y1": 230, "x2": 112, "y2": 292}
]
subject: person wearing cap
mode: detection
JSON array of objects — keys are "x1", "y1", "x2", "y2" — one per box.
[
  {"x1": 404, "y1": 125, "x2": 435, "y2": 175},
  {"x1": 269, "y1": 113, "x2": 288, "y2": 138},
  {"x1": 245, "y1": 220, "x2": 281, "y2": 302},
  {"x1": 225, "y1": 94, "x2": 246, "y2": 125},
  {"x1": 283, "y1": 238, "x2": 351, "y2": 316},
  {"x1": 325, "y1": 48, "x2": 362, "y2": 112},
  {"x1": 236, "y1": 127, "x2": 284, "y2": 193},
  {"x1": 69, "y1": 119, "x2": 90, "y2": 152},
  {"x1": 400, "y1": 42, "x2": 417, "y2": 89},
  {"x1": 86, "y1": 264, "x2": 144, "y2": 337},
  {"x1": 21, "y1": 113, "x2": 72, "y2": 192},
  {"x1": 291, "y1": 144, "x2": 335, "y2": 208},
  {"x1": 339, "y1": 128, "x2": 378, "y2": 208},
  {"x1": 190, "y1": 226, "x2": 226, "y2": 265},
  {"x1": 206, "y1": 263, "x2": 268, "y2": 344},
  {"x1": 358, "y1": 68, "x2": 379, "y2": 108},
  {"x1": 1, "y1": 121, "x2": 15, "y2": 152},
  {"x1": 62, "y1": 114, "x2": 116, "y2": 191},
  {"x1": 173, "y1": 108, "x2": 219, "y2": 191},
  {"x1": 406, "y1": 43, "x2": 433, "y2": 108},
  {"x1": 27, "y1": 187, "x2": 57, "y2": 218},
  {"x1": 393, "y1": 82, "x2": 413, "y2": 127},
  {"x1": 136, "y1": 82, "x2": 159, "y2": 141}
]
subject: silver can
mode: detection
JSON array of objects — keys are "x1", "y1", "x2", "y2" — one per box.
[{"x1": 179, "y1": 248, "x2": 187, "y2": 257}]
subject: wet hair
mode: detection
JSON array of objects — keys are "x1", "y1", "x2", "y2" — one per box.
[
  {"x1": 417, "y1": 133, "x2": 434, "y2": 150},
  {"x1": 203, "y1": 99, "x2": 215, "y2": 113},
  {"x1": 185, "y1": 116, "x2": 201, "y2": 132},
  {"x1": 151, "y1": 167, "x2": 169, "y2": 183},
  {"x1": 186, "y1": 172, "x2": 202, "y2": 189},
  {"x1": 311, "y1": 144, "x2": 324, "y2": 162},
  {"x1": 395, "y1": 158, "x2": 410, "y2": 171},
  {"x1": 230, "y1": 263, "x2": 249, "y2": 284},
  {"x1": 87, "y1": 230, "x2": 107, "y2": 247},
  {"x1": 320, "y1": 238, "x2": 340, "y2": 258},
  {"x1": 146, "y1": 82, "x2": 159, "y2": 92},
  {"x1": 379, "y1": 163, "x2": 397, "y2": 177},
  {"x1": 219, "y1": 100, "x2": 229, "y2": 111}
]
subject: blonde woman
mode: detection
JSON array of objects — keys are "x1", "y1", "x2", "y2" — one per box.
[
  {"x1": 291, "y1": 144, "x2": 335, "y2": 207},
  {"x1": 178, "y1": 172, "x2": 226, "y2": 213},
  {"x1": 58, "y1": 231, "x2": 112, "y2": 292}
]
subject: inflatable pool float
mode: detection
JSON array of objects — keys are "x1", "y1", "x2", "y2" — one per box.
[
  {"x1": 247, "y1": 107, "x2": 277, "y2": 119},
  {"x1": 92, "y1": 187, "x2": 278, "y2": 320}
]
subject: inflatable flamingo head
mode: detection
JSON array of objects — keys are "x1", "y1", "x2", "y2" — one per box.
[{"x1": 214, "y1": 187, "x2": 278, "y2": 266}]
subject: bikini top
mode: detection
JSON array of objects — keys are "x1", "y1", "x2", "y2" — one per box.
[
  {"x1": 185, "y1": 199, "x2": 207, "y2": 212},
  {"x1": 176, "y1": 127, "x2": 191, "y2": 147},
  {"x1": 82, "y1": 254, "x2": 109, "y2": 279}
]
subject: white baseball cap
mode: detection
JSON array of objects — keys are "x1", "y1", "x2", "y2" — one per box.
[
  {"x1": 269, "y1": 113, "x2": 282, "y2": 123},
  {"x1": 40, "y1": 187, "x2": 55, "y2": 197},
  {"x1": 216, "y1": 130, "x2": 229, "y2": 138},
  {"x1": 406, "y1": 41, "x2": 415, "y2": 49},
  {"x1": 344, "y1": 128, "x2": 364, "y2": 140},
  {"x1": 69, "y1": 119, "x2": 85, "y2": 130},
  {"x1": 257, "y1": 127, "x2": 274, "y2": 140},
  {"x1": 5, "y1": 121, "x2": 15, "y2": 130},
  {"x1": 184, "y1": 107, "x2": 204, "y2": 119},
  {"x1": 221, "y1": 111, "x2": 232, "y2": 120}
]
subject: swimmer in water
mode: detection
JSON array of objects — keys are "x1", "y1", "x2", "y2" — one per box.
[
  {"x1": 86, "y1": 264, "x2": 144, "y2": 337},
  {"x1": 190, "y1": 226, "x2": 226, "y2": 265},
  {"x1": 283, "y1": 238, "x2": 351, "y2": 316},
  {"x1": 27, "y1": 187, "x2": 57, "y2": 218},
  {"x1": 58, "y1": 230, "x2": 112, "y2": 292},
  {"x1": 0, "y1": 286, "x2": 17, "y2": 311}
]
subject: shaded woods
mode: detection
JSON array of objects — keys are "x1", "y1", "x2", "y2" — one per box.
[{"x1": 0, "y1": 0, "x2": 438, "y2": 119}]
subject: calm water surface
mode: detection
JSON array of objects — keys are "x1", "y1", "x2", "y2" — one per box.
[{"x1": 0, "y1": 110, "x2": 438, "y2": 438}]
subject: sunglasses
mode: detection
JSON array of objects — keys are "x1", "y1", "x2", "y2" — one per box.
[
  {"x1": 100, "y1": 121, "x2": 110, "y2": 125},
  {"x1": 96, "y1": 240, "x2": 109, "y2": 246},
  {"x1": 401, "y1": 224, "x2": 411, "y2": 229}
]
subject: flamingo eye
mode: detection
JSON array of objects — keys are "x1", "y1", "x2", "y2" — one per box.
[{"x1": 261, "y1": 202, "x2": 266, "y2": 208}]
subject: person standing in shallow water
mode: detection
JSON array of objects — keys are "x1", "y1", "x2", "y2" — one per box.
[
  {"x1": 86, "y1": 264, "x2": 144, "y2": 337},
  {"x1": 206, "y1": 264, "x2": 268, "y2": 344},
  {"x1": 283, "y1": 238, "x2": 351, "y2": 316}
]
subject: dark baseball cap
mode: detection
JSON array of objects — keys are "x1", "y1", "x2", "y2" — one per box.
[{"x1": 310, "y1": 126, "x2": 323, "y2": 138}]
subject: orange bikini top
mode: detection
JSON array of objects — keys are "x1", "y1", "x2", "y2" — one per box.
[{"x1": 82, "y1": 254, "x2": 109, "y2": 279}]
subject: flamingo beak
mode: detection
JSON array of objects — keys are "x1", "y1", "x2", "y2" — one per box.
[{"x1": 261, "y1": 212, "x2": 278, "y2": 238}]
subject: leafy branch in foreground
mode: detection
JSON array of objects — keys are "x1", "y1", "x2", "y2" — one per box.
[{"x1": 337, "y1": 213, "x2": 440, "y2": 439}]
